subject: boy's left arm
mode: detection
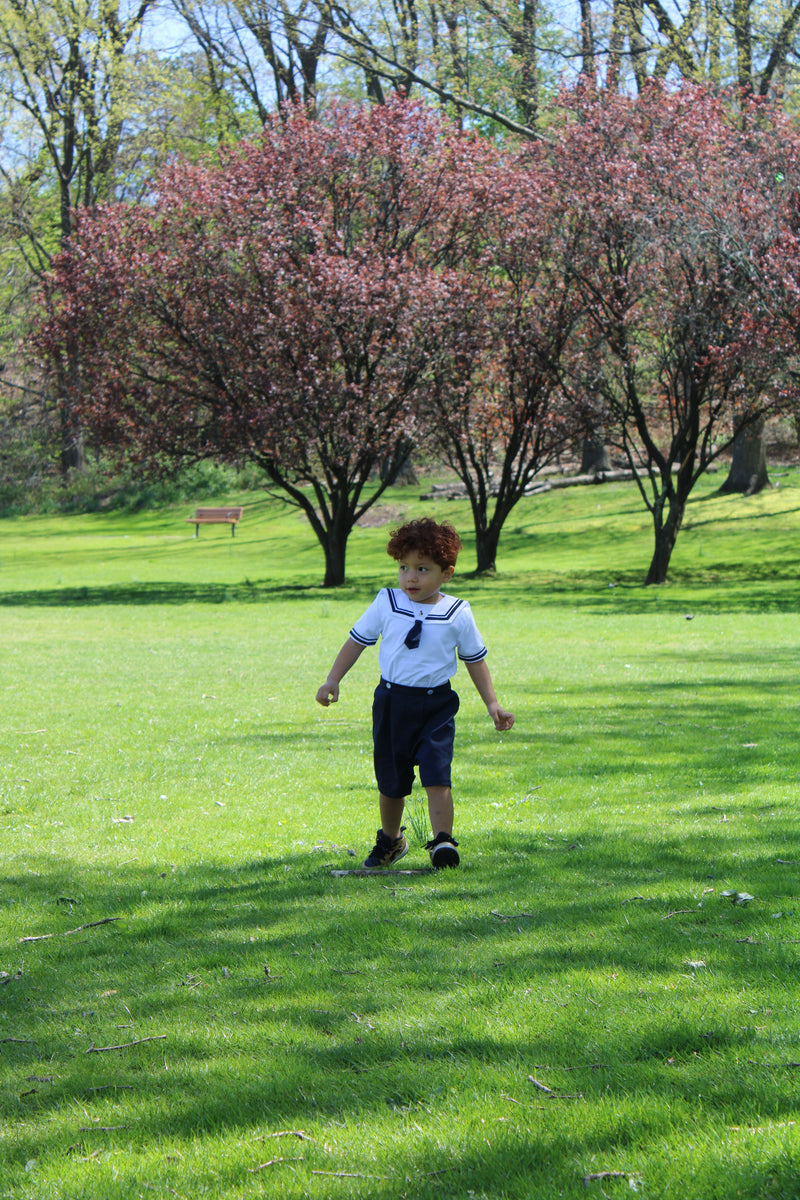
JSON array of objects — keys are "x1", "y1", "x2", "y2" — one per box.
[{"x1": 465, "y1": 659, "x2": 515, "y2": 731}]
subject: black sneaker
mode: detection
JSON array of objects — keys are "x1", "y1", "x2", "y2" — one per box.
[
  {"x1": 426, "y1": 832, "x2": 460, "y2": 869},
  {"x1": 363, "y1": 827, "x2": 409, "y2": 870}
]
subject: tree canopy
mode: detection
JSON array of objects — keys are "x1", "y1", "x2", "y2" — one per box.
[
  {"x1": 39, "y1": 86, "x2": 800, "y2": 584},
  {"x1": 549, "y1": 82, "x2": 795, "y2": 582},
  {"x1": 40, "y1": 99, "x2": 501, "y2": 584},
  {"x1": 6, "y1": 0, "x2": 800, "y2": 494}
]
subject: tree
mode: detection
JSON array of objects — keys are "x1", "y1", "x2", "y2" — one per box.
[
  {"x1": 423, "y1": 146, "x2": 584, "y2": 574},
  {"x1": 39, "y1": 99, "x2": 491, "y2": 585},
  {"x1": 0, "y1": 0, "x2": 161, "y2": 474},
  {"x1": 552, "y1": 82, "x2": 792, "y2": 584},
  {"x1": 598, "y1": 0, "x2": 800, "y2": 97},
  {"x1": 293, "y1": 0, "x2": 576, "y2": 137},
  {"x1": 740, "y1": 141, "x2": 800, "y2": 447},
  {"x1": 169, "y1": 0, "x2": 331, "y2": 124},
  {"x1": 718, "y1": 413, "x2": 771, "y2": 494}
]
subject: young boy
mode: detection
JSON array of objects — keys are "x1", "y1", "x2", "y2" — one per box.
[{"x1": 315, "y1": 517, "x2": 514, "y2": 870}]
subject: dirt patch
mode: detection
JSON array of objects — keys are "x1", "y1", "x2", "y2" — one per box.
[{"x1": 356, "y1": 504, "x2": 409, "y2": 528}]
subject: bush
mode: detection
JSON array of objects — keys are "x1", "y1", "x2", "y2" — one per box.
[{"x1": 0, "y1": 455, "x2": 265, "y2": 516}]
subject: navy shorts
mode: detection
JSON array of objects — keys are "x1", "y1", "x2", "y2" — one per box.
[{"x1": 372, "y1": 677, "x2": 460, "y2": 798}]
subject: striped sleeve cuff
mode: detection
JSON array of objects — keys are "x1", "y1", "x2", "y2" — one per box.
[
  {"x1": 349, "y1": 627, "x2": 377, "y2": 647},
  {"x1": 458, "y1": 646, "x2": 488, "y2": 663}
]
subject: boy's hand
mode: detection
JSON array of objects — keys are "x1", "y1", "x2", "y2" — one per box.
[
  {"x1": 489, "y1": 703, "x2": 515, "y2": 731},
  {"x1": 316, "y1": 681, "x2": 339, "y2": 706}
]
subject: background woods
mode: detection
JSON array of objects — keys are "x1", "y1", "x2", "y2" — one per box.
[
  {"x1": 4, "y1": 0, "x2": 800, "y2": 581},
  {"x1": 39, "y1": 86, "x2": 800, "y2": 583}
]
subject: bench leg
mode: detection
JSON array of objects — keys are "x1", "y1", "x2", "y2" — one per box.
[{"x1": 195, "y1": 525, "x2": 200, "y2": 537}]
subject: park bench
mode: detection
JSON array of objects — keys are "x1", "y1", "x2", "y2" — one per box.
[{"x1": 185, "y1": 506, "x2": 244, "y2": 537}]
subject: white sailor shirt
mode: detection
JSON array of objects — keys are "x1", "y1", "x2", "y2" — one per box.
[{"x1": 349, "y1": 587, "x2": 488, "y2": 689}]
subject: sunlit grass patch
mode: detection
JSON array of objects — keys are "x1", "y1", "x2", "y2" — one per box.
[{"x1": 2, "y1": 470, "x2": 800, "y2": 1198}]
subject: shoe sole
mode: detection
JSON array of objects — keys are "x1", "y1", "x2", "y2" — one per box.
[
  {"x1": 363, "y1": 842, "x2": 409, "y2": 871},
  {"x1": 430, "y1": 844, "x2": 460, "y2": 869}
]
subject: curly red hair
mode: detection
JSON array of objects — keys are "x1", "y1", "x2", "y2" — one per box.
[{"x1": 386, "y1": 518, "x2": 462, "y2": 570}]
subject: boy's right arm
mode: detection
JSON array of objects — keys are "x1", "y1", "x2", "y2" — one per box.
[{"x1": 316, "y1": 638, "x2": 366, "y2": 706}]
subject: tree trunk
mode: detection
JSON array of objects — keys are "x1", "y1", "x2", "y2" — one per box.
[
  {"x1": 578, "y1": 0, "x2": 596, "y2": 77},
  {"x1": 380, "y1": 437, "x2": 417, "y2": 485},
  {"x1": 580, "y1": 431, "x2": 611, "y2": 473},
  {"x1": 718, "y1": 415, "x2": 770, "y2": 495},
  {"x1": 474, "y1": 523, "x2": 501, "y2": 575},
  {"x1": 59, "y1": 402, "x2": 85, "y2": 475},
  {"x1": 57, "y1": 170, "x2": 86, "y2": 476},
  {"x1": 644, "y1": 492, "x2": 685, "y2": 584},
  {"x1": 321, "y1": 537, "x2": 347, "y2": 587},
  {"x1": 57, "y1": 351, "x2": 85, "y2": 476},
  {"x1": 513, "y1": 0, "x2": 538, "y2": 127}
]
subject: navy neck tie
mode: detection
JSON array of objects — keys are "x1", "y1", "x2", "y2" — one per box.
[{"x1": 404, "y1": 619, "x2": 423, "y2": 649}]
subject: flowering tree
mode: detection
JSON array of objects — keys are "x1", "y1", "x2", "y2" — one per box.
[
  {"x1": 423, "y1": 146, "x2": 585, "y2": 575},
  {"x1": 738, "y1": 130, "x2": 800, "y2": 445},
  {"x1": 551, "y1": 83, "x2": 794, "y2": 585},
  {"x1": 40, "y1": 99, "x2": 489, "y2": 585}
]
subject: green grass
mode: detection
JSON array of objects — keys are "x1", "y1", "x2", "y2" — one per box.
[{"x1": 2, "y1": 471, "x2": 800, "y2": 1198}]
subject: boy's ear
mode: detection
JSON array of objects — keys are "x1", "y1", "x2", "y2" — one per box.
[{"x1": 443, "y1": 564, "x2": 455, "y2": 583}]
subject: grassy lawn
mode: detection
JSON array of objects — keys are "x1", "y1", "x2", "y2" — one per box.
[{"x1": 2, "y1": 471, "x2": 800, "y2": 1199}]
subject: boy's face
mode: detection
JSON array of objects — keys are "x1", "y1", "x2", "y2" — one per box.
[{"x1": 396, "y1": 550, "x2": 454, "y2": 605}]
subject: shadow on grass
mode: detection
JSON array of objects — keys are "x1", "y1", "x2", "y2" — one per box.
[
  {"x1": 3, "y1": 815, "x2": 800, "y2": 1185},
  {"x1": 3, "y1": 557, "x2": 800, "y2": 614},
  {"x1": 2, "y1": 589, "x2": 799, "y2": 1190},
  {"x1": 0, "y1": 580, "x2": 335, "y2": 607}
]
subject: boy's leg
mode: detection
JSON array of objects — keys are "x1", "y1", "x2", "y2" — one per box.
[
  {"x1": 379, "y1": 793, "x2": 407, "y2": 840},
  {"x1": 425, "y1": 785, "x2": 453, "y2": 838},
  {"x1": 425, "y1": 784, "x2": 460, "y2": 868},
  {"x1": 363, "y1": 794, "x2": 409, "y2": 869}
]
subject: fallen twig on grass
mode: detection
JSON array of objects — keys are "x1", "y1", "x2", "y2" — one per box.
[
  {"x1": 583, "y1": 1170, "x2": 634, "y2": 1185},
  {"x1": 661, "y1": 909, "x2": 697, "y2": 919},
  {"x1": 528, "y1": 1077, "x2": 554, "y2": 1093},
  {"x1": 86, "y1": 1035, "x2": 166, "y2": 1053},
  {"x1": 527, "y1": 1076, "x2": 584, "y2": 1099},
  {"x1": 19, "y1": 917, "x2": 120, "y2": 943},
  {"x1": 256, "y1": 1130, "x2": 314, "y2": 1142},
  {"x1": 745, "y1": 1060, "x2": 800, "y2": 1069},
  {"x1": 312, "y1": 1171, "x2": 379, "y2": 1178},
  {"x1": 248, "y1": 1157, "x2": 303, "y2": 1171},
  {"x1": 330, "y1": 869, "x2": 434, "y2": 877}
]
